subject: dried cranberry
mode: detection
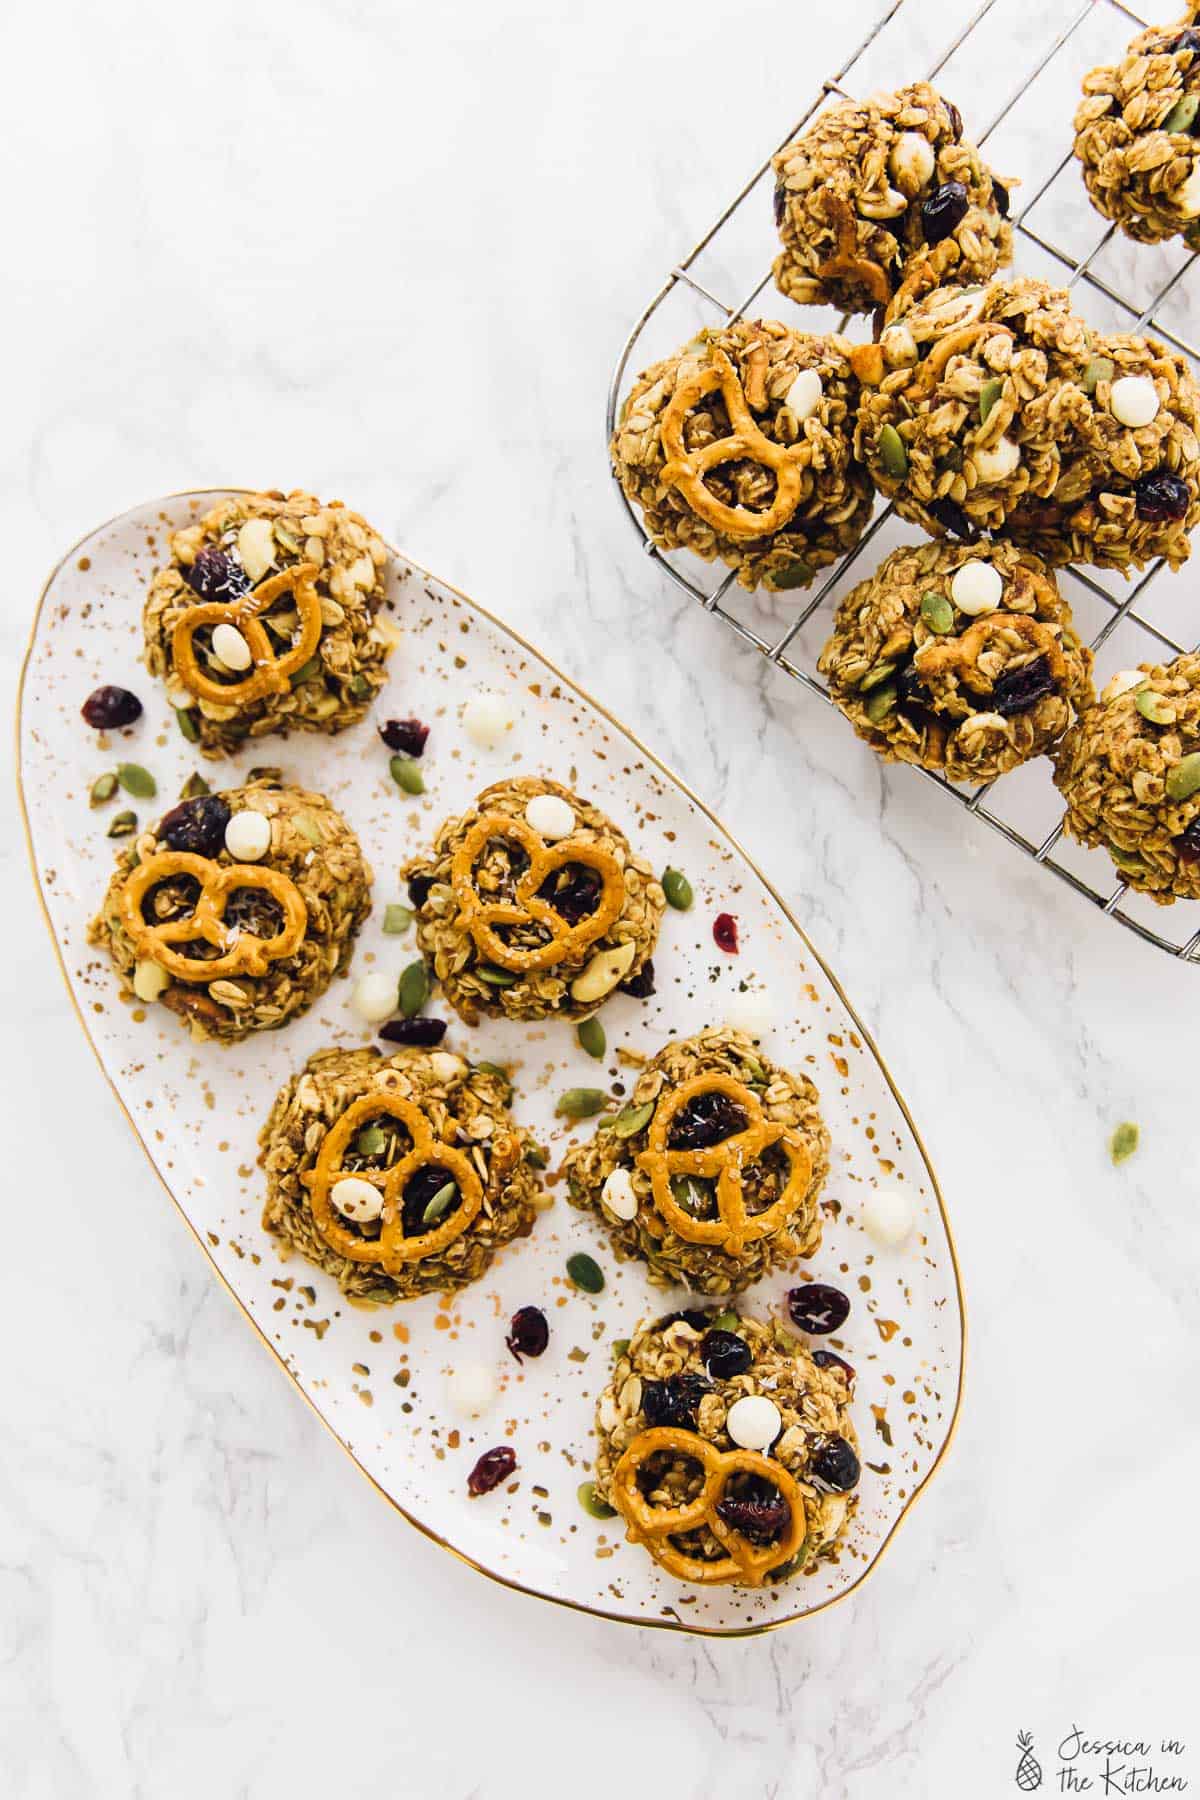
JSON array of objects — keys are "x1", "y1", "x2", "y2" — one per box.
[
  {"x1": 157, "y1": 794, "x2": 232, "y2": 857},
  {"x1": 506, "y1": 1305, "x2": 549, "y2": 1362},
  {"x1": 943, "y1": 97, "x2": 964, "y2": 141},
  {"x1": 812, "y1": 1348, "x2": 857, "y2": 1384},
  {"x1": 716, "y1": 1488, "x2": 791, "y2": 1543},
  {"x1": 379, "y1": 1017, "x2": 448, "y2": 1047},
  {"x1": 773, "y1": 181, "x2": 787, "y2": 226},
  {"x1": 538, "y1": 865, "x2": 600, "y2": 925},
  {"x1": 992, "y1": 175, "x2": 1010, "y2": 218},
  {"x1": 809, "y1": 1434, "x2": 860, "y2": 1493},
  {"x1": 896, "y1": 662, "x2": 934, "y2": 713},
  {"x1": 401, "y1": 1164, "x2": 458, "y2": 1235},
  {"x1": 407, "y1": 873, "x2": 434, "y2": 910},
  {"x1": 992, "y1": 654, "x2": 1056, "y2": 717},
  {"x1": 920, "y1": 180, "x2": 969, "y2": 245},
  {"x1": 668, "y1": 1090, "x2": 748, "y2": 1150},
  {"x1": 713, "y1": 912, "x2": 738, "y2": 954},
  {"x1": 927, "y1": 495, "x2": 981, "y2": 541},
  {"x1": 184, "y1": 546, "x2": 250, "y2": 602},
  {"x1": 1175, "y1": 819, "x2": 1200, "y2": 863},
  {"x1": 658, "y1": 1309, "x2": 713, "y2": 1332},
  {"x1": 642, "y1": 1373, "x2": 710, "y2": 1430},
  {"x1": 1172, "y1": 27, "x2": 1200, "y2": 54},
  {"x1": 1134, "y1": 472, "x2": 1191, "y2": 523},
  {"x1": 785, "y1": 1283, "x2": 851, "y2": 1335},
  {"x1": 620, "y1": 958, "x2": 656, "y2": 998},
  {"x1": 81, "y1": 685, "x2": 143, "y2": 730},
  {"x1": 701, "y1": 1329, "x2": 753, "y2": 1379},
  {"x1": 467, "y1": 1446, "x2": 517, "y2": 1496},
  {"x1": 379, "y1": 717, "x2": 430, "y2": 757}
]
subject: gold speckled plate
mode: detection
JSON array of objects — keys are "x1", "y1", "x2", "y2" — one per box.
[{"x1": 18, "y1": 491, "x2": 964, "y2": 1636}]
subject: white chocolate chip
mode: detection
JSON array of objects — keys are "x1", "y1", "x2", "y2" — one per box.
[
  {"x1": 862, "y1": 1186, "x2": 915, "y2": 1247},
  {"x1": 601, "y1": 1168, "x2": 638, "y2": 1222},
  {"x1": 236, "y1": 516, "x2": 277, "y2": 584},
  {"x1": 211, "y1": 622, "x2": 253, "y2": 672},
  {"x1": 1109, "y1": 375, "x2": 1160, "y2": 429},
  {"x1": 446, "y1": 1362, "x2": 497, "y2": 1419},
  {"x1": 1101, "y1": 668, "x2": 1150, "y2": 703},
  {"x1": 569, "y1": 939, "x2": 637, "y2": 1004},
  {"x1": 724, "y1": 986, "x2": 773, "y2": 1038},
  {"x1": 351, "y1": 971, "x2": 398, "y2": 1023},
  {"x1": 1177, "y1": 161, "x2": 1200, "y2": 217},
  {"x1": 133, "y1": 959, "x2": 170, "y2": 1003},
  {"x1": 524, "y1": 793, "x2": 575, "y2": 840},
  {"x1": 889, "y1": 130, "x2": 936, "y2": 191},
  {"x1": 331, "y1": 1176, "x2": 383, "y2": 1223},
  {"x1": 782, "y1": 368, "x2": 823, "y2": 421},
  {"x1": 223, "y1": 809, "x2": 272, "y2": 861},
  {"x1": 427, "y1": 1051, "x2": 467, "y2": 1083},
  {"x1": 725, "y1": 1394, "x2": 782, "y2": 1452},
  {"x1": 972, "y1": 435, "x2": 1021, "y2": 483},
  {"x1": 950, "y1": 561, "x2": 1003, "y2": 616},
  {"x1": 462, "y1": 690, "x2": 515, "y2": 749}
]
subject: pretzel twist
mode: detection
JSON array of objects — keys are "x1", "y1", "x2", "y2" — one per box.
[
  {"x1": 610, "y1": 1427, "x2": 807, "y2": 1586},
  {"x1": 635, "y1": 1074, "x2": 813, "y2": 1255},
  {"x1": 172, "y1": 562, "x2": 324, "y2": 707},
  {"x1": 448, "y1": 812, "x2": 626, "y2": 973},
  {"x1": 915, "y1": 611, "x2": 1066, "y2": 697},
  {"x1": 119, "y1": 850, "x2": 307, "y2": 980},
  {"x1": 660, "y1": 348, "x2": 808, "y2": 540},
  {"x1": 302, "y1": 1093, "x2": 486, "y2": 1269}
]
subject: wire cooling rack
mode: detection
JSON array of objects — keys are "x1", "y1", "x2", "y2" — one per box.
[{"x1": 606, "y1": 0, "x2": 1200, "y2": 961}]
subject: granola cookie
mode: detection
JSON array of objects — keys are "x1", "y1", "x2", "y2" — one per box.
[
  {"x1": 1074, "y1": 18, "x2": 1200, "y2": 249},
  {"x1": 610, "y1": 320, "x2": 873, "y2": 593},
  {"x1": 818, "y1": 540, "x2": 1094, "y2": 782},
  {"x1": 144, "y1": 489, "x2": 393, "y2": 756},
  {"x1": 88, "y1": 778, "x2": 371, "y2": 1043},
  {"x1": 592, "y1": 1309, "x2": 858, "y2": 1587},
  {"x1": 772, "y1": 83, "x2": 1012, "y2": 315},
  {"x1": 561, "y1": 1028, "x2": 829, "y2": 1295},
  {"x1": 1054, "y1": 655, "x2": 1200, "y2": 900},
  {"x1": 854, "y1": 276, "x2": 1200, "y2": 571},
  {"x1": 402, "y1": 777, "x2": 664, "y2": 1025},
  {"x1": 259, "y1": 1046, "x2": 543, "y2": 1303}
]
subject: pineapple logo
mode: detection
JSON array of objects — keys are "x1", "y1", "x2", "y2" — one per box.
[{"x1": 1014, "y1": 1731, "x2": 1043, "y2": 1791}]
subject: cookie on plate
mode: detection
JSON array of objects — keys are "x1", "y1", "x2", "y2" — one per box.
[{"x1": 1074, "y1": 20, "x2": 1200, "y2": 249}]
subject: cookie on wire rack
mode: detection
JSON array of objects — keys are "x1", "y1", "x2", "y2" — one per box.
[{"x1": 1074, "y1": 14, "x2": 1200, "y2": 249}]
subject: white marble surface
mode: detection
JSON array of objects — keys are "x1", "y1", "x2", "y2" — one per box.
[{"x1": 2, "y1": 0, "x2": 1198, "y2": 1794}]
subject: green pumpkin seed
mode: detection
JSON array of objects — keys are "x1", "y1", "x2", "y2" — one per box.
[
  {"x1": 398, "y1": 959, "x2": 429, "y2": 1018},
  {"x1": 390, "y1": 755, "x2": 425, "y2": 796},
  {"x1": 577, "y1": 1480, "x2": 617, "y2": 1520},
  {"x1": 670, "y1": 1175, "x2": 711, "y2": 1214},
  {"x1": 175, "y1": 707, "x2": 200, "y2": 743},
  {"x1": 294, "y1": 812, "x2": 323, "y2": 846},
  {"x1": 711, "y1": 1310, "x2": 740, "y2": 1332},
  {"x1": 771, "y1": 559, "x2": 813, "y2": 590},
  {"x1": 422, "y1": 1180, "x2": 458, "y2": 1224},
  {"x1": 566, "y1": 1252, "x2": 605, "y2": 1294},
  {"x1": 1163, "y1": 93, "x2": 1199, "y2": 134},
  {"x1": 1082, "y1": 355, "x2": 1115, "y2": 395},
  {"x1": 523, "y1": 1141, "x2": 549, "y2": 1168},
  {"x1": 473, "y1": 1060, "x2": 509, "y2": 1082},
  {"x1": 556, "y1": 1087, "x2": 607, "y2": 1119},
  {"x1": 859, "y1": 660, "x2": 897, "y2": 692},
  {"x1": 476, "y1": 964, "x2": 519, "y2": 987},
  {"x1": 290, "y1": 656, "x2": 322, "y2": 686},
  {"x1": 356, "y1": 1126, "x2": 387, "y2": 1156},
  {"x1": 89, "y1": 772, "x2": 118, "y2": 808},
  {"x1": 383, "y1": 904, "x2": 413, "y2": 935},
  {"x1": 864, "y1": 683, "x2": 897, "y2": 724},
  {"x1": 878, "y1": 423, "x2": 908, "y2": 479},
  {"x1": 1109, "y1": 1121, "x2": 1139, "y2": 1166},
  {"x1": 611, "y1": 1100, "x2": 654, "y2": 1139},
  {"x1": 611, "y1": 1338, "x2": 630, "y2": 1359},
  {"x1": 577, "y1": 1017, "x2": 606, "y2": 1060},
  {"x1": 739, "y1": 1055, "x2": 766, "y2": 1084},
  {"x1": 920, "y1": 590, "x2": 955, "y2": 634},
  {"x1": 107, "y1": 810, "x2": 137, "y2": 838},
  {"x1": 348, "y1": 672, "x2": 373, "y2": 699},
  {"x1": 661, "y1": 867, "x2": 693, "y2": 911},
  {"x1": 117, "y1": 762, "x2": 156, "y2": 799},
  {"x1": 978, "y1": 377, "x2": 1003, "y2": 424},
  {"x1": 1135, "y1": 688, "x2": 1176, "y2": 725},
  {"x1": 179, "y1": 771, "x2": 210, "y2": 800},
  {"x1": 1166, "y1": 752, "x2": 1200, "y2": 800}
]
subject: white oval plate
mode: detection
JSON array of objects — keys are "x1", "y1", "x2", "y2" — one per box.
[{"x1": 19, "y1": 492, "x2": 964, "y2": 1636}]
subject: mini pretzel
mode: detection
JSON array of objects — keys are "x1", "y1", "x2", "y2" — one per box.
[
  {"x1": 610, "y1": 1427, "x2": 807, "y2": 1586},
  {"x1": 635, "y1": 1074, "x2": 812, "y2": 1255},
  {"x1": 815, "y1": 192, "x2": 893, "y2": 307},
  {"x1": 119, "y1": 851, "x2": 307, "y2": 980},
  {"x1": 660, "y1": 349, "x2": 808, "y2": 540},
  {"x1": 302, "y1": 1093, "x2": 486, "y2": 1269},
  {"x1": 449, "y1": 813, "x2": 626, "y2": 973},
  {"x1": 915, "y1": 611, "x2": 1066, "y2": 697},
  {"x1": 172, "y1": 562, "x2": 323, "y2": 707}
]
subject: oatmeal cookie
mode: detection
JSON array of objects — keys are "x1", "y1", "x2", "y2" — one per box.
[
  {"x1": 88, "y1": 778, "x2": 371, "y2": 1043},
  {"x1": 611, "y1": 320, "x2": 873, "y2": 593},
  {"x1": 1054, "y1": 654, "x2": 1200, "y2": 900},
  {"x1": 144, "y1": 489, "x2": 393, "y2": 756},
  {"x1": 259, "y1": 1046, "x2": 543, "y2": 1303},
  {"x1": 592, "y1": 1309, "x2": 858, "y2": 1587},
  {"x1": 402, "y1": 777, "x2": 664, "y2": 1025},
  {"x1": 1074, "y1": 17, "x2": 1200, "y2": 249},
  {"x1": 854, "y1": 276, "x2": 1200, "y2": 571},
  {"x1": 772, "y1": 83, "x2": 1012, "y2": 315},
  {"x1": 818, "y1": 540, "x2": 1094, "y2": 782},
  {"x1": 561, "y1": 1028, "x2": 829, "y2": 1295}
]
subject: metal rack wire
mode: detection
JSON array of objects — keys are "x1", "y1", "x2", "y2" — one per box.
[{"x1": 606, "y1": 0, "x2": 1200, "y2": 961}]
